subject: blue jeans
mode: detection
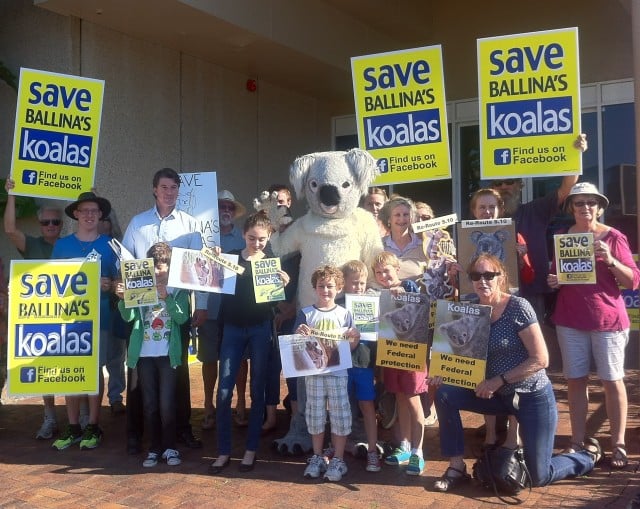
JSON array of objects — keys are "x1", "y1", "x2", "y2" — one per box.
[
  {"x1": 265, "y1": 339, "x2": 281, "y2": 406},
  {"x1": 216, "y1": 321, "x2": 272, "y2": 455},
  {"x1": 435, "y1": 382, "x2": 594, "y2": 486},
  {"x1": 106, "y1": 334, "x2": 126, "y2": 404},
  {"x1": 137, "y1": 356, "x2": 177, "y2": 454}
]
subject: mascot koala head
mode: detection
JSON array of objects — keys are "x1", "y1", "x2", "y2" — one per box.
[{"x1": 289, "y1": 149, "x2": 379, "y2": 219}]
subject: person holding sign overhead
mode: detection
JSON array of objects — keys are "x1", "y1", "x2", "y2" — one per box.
[
  {"x1": 547, "y1": 182, "x2": 640, "y2": 469},
  {"x1": 4, "y1": 177, "x2": 64, "y2": 440},
  {"x1": 431, "y1": 254, "x2": 599, "y2": 492}
]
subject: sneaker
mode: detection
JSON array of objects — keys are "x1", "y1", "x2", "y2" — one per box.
[
  {"x1": 162, "y1": 448, "x2": 181, "y2": 466},
  {"x1": 143, "y1": 452, "x2": 159, "y2": 468},
  {"x1": 406, "y1": 454, "x2": 425, "y2": 476},
  {"x1": 324, "y1": 457, "x2": 348, "y2": 482},
  {"x1": 36, "y1": 417, "x2": 58, "y2": 440},
  {"x1": 303, "y1": 454, "x2": 328, "y2": 479},
  {"x1": 52, "y1": 425, "x2": 82, "y2": 450},
  {"x1": 322, "y1": 446, "x2": 335, "y2": 461},
  {"x1": 79, "y1": 424, "x2": 103, "y2": 450},
  {"x1": 366, "y1": 451, "x2": 382, "y2": 472},
  {"x1": 385, "y1": 447, "x2": 411, "y2": 465}
]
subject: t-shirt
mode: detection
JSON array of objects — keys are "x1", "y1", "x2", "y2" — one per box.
[
  {"x1": 51, "y1": 234, "x2": 119, "y2": 330},
  {"x1": 486, "y1": 295, "x2": 549, "y2": 395},
  {"x1": 140, "y1": 299, "x2": 171, "y2": 357},
  {"x1": 22, "y1": 235, "x2": 54, "y2": 259},
  {"x1": 294, "y1": 303, "x2": 354, "y2": 377}
]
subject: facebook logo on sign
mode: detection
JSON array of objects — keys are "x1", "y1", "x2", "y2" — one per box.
[
  {"x1": 20, "y1": 367, "x2": 36, "y2": 383},
  {"x1": 377, "y1": 158, "x2": 389, "y2": 174},
  {"x1": 494, "y1": 149, "x2": 511, "y2": 165},
  {"x1": 22, "y1": 170, "x2": 38, "y2": 185}
]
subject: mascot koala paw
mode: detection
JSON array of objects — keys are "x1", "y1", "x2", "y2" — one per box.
[
  {"x1": 272, "y1": 378, "x2": 312, "y2": 456},
  {"x1": 253, "y1": 190, "x2": 292, "y2": 228}
]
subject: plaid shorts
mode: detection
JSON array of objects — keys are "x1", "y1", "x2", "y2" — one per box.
[{"x1": 304, "y1": 374, "x2": 351, "y2": 436}]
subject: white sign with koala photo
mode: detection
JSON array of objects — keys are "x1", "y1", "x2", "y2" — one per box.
[
  {"x1": 455, "y1": 219, "x2": 519, "y2": 299},
  {"x1": 430, "y1": 299, "x2": 492, "y2": 389},
  {"x1": 278, "y1": 332, "x2": 352, "y2": 378}
]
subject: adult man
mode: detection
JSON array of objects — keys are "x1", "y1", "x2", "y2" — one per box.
[
  {"x1": 198, "y1": 190, "x2": 246, "y2": 430},
  {"x1": 491, "y1": 133, "x2": 587, "y2": 322},
  {"x1": 51, "y1": 192, "x2": 119, "y2": 450},
  {"x1": 122, "y1": 168, "x2": 205, "y2": 453},
  {"x1": 4, "y1": 177, "x2": 63, "y2": 439}
]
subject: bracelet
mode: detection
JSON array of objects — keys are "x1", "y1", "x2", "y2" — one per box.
[
  {"x1": 500, "y1": 373, "x2": 509, "y2": 385},
  {"x1": 607, "y1": 259, "x2": 616, "y2": 269}
]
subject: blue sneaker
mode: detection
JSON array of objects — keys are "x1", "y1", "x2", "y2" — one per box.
[
  {"x1": 406, "y1": 454, "x2": 425, "y2": 475},
  {"x1": 384, "y1": 447, "x2": 411, "y2": 465}
]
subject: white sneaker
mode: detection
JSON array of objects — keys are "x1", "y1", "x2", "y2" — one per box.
[
  {"x1": 303, "y1": 454, "x2": 328, "y2": 478},
  {"x1": 36, "y1": 417, "x2": 58, "y2": 440},
  {"x1": 143, "y1": 452, "x2": 159, "y2": 468},
  {"x1": 162, "y1": 448, "x2": 181, "y2": 466},
  {"x1": 324, "y1": 457, "x2": 348, "y2": 482}
]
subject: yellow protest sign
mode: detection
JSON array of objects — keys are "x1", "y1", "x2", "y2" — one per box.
[
  {"x1": 622, "y1": 254, "x2": 640, "y2": 331},
  {"x1": 7, "y1": 260, "x2": 101, "y2": 396},
  {"x1": 554, "y1": 233, "x2": 596, "y2": 284},
  {"x1": 10, "y1": 68, "x2": 104, "y2": 200},
  {"x1": 351, "y1": 45, "x2": 451, "y2": 184},
  {"x1": 477, "y1": 28, "x2": 581, "y2": 179}
]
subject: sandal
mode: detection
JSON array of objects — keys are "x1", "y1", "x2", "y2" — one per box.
[
  {"x1": 563, "y1": 441, "x2": 585, "y2": 454},
  {"x1": 611, "y1": 444, "x2": 628, "y2": 469},
  {"x1": 433, "y1": 465, "x2": 471, "y2": 492},
  {"x1": 201, "y1": 412, "x2": 215, "y2": 430},
  {"x1": 583, "y1": 437, "x2": 603, "y2": 465}
]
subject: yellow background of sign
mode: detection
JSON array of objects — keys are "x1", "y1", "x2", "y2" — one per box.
[
  {"x1": 122, "y1": 258, "x2": 158, "y2": 308},
  {"x1": 351, "y1": 45, "x2": 451, "y2": 184},
  {"x1": 478, "y1": 28, "x2": 581, "y2": 179},
  {"x1": 10, "y1": 68, "x2": 104, "y2": 200},
  {"x1": 376, "y1": 339, "x2": 427, "y2": 372},
  {"x1": 7, "y1": 260, "x2": 100, "y2": 396},
  {"x1": 430, "y1": 351, "x2": 487, "y2": 389}
]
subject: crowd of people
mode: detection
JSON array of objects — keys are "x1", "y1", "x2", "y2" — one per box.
[{"x1": 0, "y1": 137, "x2": 635, "y2": 490}]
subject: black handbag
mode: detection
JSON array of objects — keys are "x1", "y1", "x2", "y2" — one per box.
[{"x1": 472, "y1": 445, "x2": 532, "y2": 504}]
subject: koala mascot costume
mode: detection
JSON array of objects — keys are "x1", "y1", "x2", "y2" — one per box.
[{"x1": 265, "y1": 149, "x2": 383, "y2": 455}]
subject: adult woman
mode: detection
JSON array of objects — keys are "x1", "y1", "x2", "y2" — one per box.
[
  {"x1": 548, "y1": 182, "x2": 639, "y2": 469},
  {"x1": 209, "y1": 212, "x2": 290, "y2": 474},
  {"x1": 362, "y1": 187, "x2": 389, "y2": 236},
  {"x1": 432, "y1": 254, "x2": 599, "y2": 492}
]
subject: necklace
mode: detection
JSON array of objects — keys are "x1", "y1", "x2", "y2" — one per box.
[{"x1": 75, "y1": 234, "x2": 99, "y2": 254}]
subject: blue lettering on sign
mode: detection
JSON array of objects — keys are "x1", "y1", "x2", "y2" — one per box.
[
  {"x1": 28, "y1": 82, "x2": 92, "y2": 111},
  {"x1": 363, "y1": 60, "x2": 431, "y2": 91},
  {"x1": 486, "y1": 97, "x2": 572, "y2": 139},
  {"x1": 15, "y1": 322, "x2": 93, "y2": 358},
  {"x1": 20, "y1": 272, "x2": 88, "y2": 298},
  {"x1": 19, "y1": 128, "x2": 92, "y2": 167},
  {"x1": 488, "y1": 43, "x2": 564, "y2": 76},
  {"x1": 364, "y1": 109, "x2": 441, "y2": 150}
]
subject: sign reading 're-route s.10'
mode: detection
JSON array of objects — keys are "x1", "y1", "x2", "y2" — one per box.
[
  {"x1": 9, "y1": 68, "x2": 104, "y2": 200},
  {"x1": 7, "y1": 260, "x2": 101, "y2": 396},
  {"x1": 477, "y1": 28, "x2": 581, "y2": 180},
  {"x1": 351, "y1": 45, "x2": 451, "y2": 185}
]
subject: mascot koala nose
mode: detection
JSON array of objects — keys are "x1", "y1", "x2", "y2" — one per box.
[{"x1": 319, "y1": 185, "x2": 340, "y2": 207}]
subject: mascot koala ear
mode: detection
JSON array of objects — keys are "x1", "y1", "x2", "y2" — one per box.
[
  {"x1": 289, "y1": 153, "x2": 317, "y2": 200},
  {"x1": 344, "y1": 149, "x2": 380, "y2": 195}
]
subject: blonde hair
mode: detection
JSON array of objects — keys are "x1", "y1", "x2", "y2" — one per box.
[
  {"x1": 341, "y1": 260, "x2": 368, "y2": 279},
  {"x1": 372, "y1": 251, "x2": 400, "y2": 271}
]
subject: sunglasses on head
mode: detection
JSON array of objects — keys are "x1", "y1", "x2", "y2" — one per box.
[
  {"x1": 572, "y1": 200, "x2": 599, "y2": 208},
  {"x1": 469, "y1": 271, "x2": 501, "y2": 281},
  {"x1": 40, "y1": 219, "x2": 62, "y2": 226},
  {"x1": 491, "y1": 179, "x2": 516, "y2": 186}
]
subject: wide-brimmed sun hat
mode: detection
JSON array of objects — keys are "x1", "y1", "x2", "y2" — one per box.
[
  {"x1": 65, "y1": 192, "x2": 112, "y2": 220},
  {"x1": 563, "y1": 182, "x2": 609, "y2": 213},
  {"x1": 217, "y1": 190, "x2": 246, "y2": 218}
]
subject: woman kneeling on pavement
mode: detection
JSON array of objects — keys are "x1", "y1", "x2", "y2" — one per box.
[{"x1": 431, "y1": 254, "x2": 600, "y2": 492}]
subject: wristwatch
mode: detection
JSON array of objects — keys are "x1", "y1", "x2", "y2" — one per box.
[{"x1": 607, "y1": 259, "x2": 616, "y2": 268}]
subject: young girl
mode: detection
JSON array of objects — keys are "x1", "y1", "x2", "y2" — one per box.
[{"x1": 209, "y1": 212, "x2": 290, "y2": 474}]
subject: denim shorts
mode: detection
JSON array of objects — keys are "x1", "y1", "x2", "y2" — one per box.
[{"x1": 556, "y1": 325, "x2": 628, "y2": 380}]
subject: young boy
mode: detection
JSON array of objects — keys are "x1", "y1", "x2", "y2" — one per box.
[
  {"x1": 116, "y1": 242, "x2": 190, "y2": 467},
  {"x1": 372, "y1": 252, "x2": 427, "y2": 476},
  {"x1": 295, "y1": 265, "x2": 360, "y2": 482},
  {"x1": 340, "y1": 260, "x2": 381, "y2": 472}
]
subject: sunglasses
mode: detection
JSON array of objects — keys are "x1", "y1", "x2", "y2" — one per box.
[
  {"x1": 491, "y1": 179, "x2": 517, "y2": 186},
  {"x1": 39, "y1": 219, "x2": 62, "y2": 226},
  {"x1": 572, "y1": 200, "x2": 599, "y2": 208},
  {"x1": 469, "y1": 271, "x2": 501, "y2": 281}
]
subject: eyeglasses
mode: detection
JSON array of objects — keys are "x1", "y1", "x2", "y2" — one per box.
[
  {"x1": 491, "y1": 179, "x2": 517, "y2": 186},
  {"x1": 419, "y1": 215, "x2": 432, "y2": 221},
  {"x1": 469, "y1": 271, "x2": 501, "y2": 281},
  {"x1": 77, "y1": 208, "x2": 100, "y2": 215},
  {"x1": 219, "y1": 204, "x2": 235, "y2": 212},
  {"x1": 572, "y1": 200, "x2": 599, "y2": 208},
  {"x1": 39, "y1": 219, "x2": 62, "y2": 226}
]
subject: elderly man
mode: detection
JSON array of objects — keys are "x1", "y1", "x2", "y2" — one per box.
[
  {"x1": 198, "y1": 190, "x2": 246, "y2": 430},
  {"x1": 4, "y1": 177, "x2": 63, "y2": 440},
  {"x1": 122, "y1": 167, "x2": 206, "y2": 453}
]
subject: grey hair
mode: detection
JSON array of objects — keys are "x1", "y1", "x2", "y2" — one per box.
[
  {"x1": 378, "y1": 195, "x2": 417, "y2": 227},
  {"x1": 36, "y1": 206, "x2": 63, "y2": 221}
]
